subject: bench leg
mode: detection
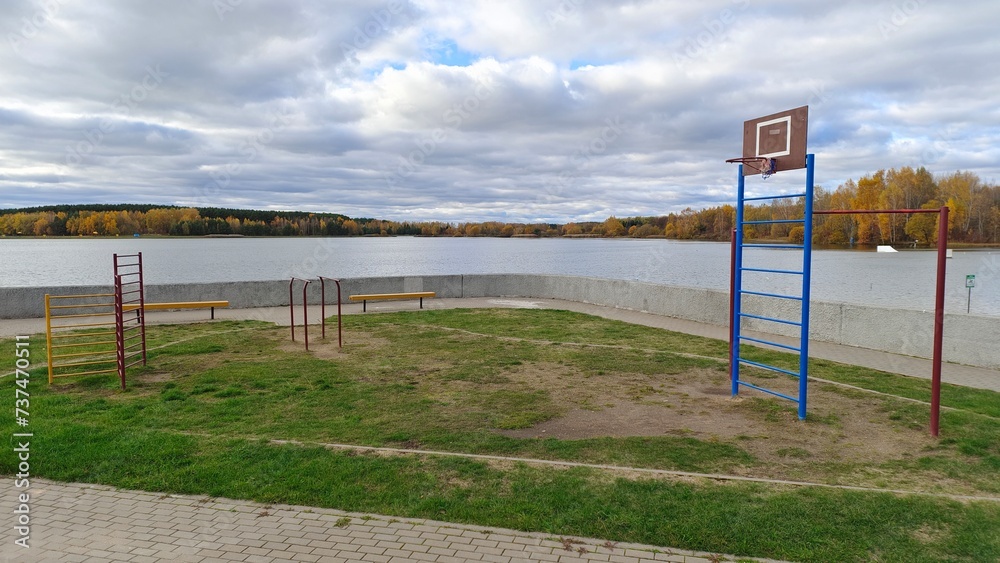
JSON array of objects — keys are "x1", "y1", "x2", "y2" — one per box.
[
  {"x1": 211, "y1": 307, "x2": 215, "y2": 320},
  {"x1": 419, "y1": 297, "x2": 423, "y2": 309},
  {"x1": 363, "y1": 300, "x2": 367, "y2": 312}
]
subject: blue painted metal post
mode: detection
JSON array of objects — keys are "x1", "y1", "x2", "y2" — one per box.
[
  {"x1": 797, "y1": 154, "x2": 816, "y2": 420},
  {"x1": 731, "y1": 165, "x2": 745, "y2": 397}
]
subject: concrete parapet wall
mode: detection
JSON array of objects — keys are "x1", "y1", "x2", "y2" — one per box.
[{"x1": 4, "y1": 274, "x2": 997, "y2": 369}]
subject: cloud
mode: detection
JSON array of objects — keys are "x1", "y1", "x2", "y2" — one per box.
[{"x1": 1, "y1": 0, "x2": 998, "y2": 222}]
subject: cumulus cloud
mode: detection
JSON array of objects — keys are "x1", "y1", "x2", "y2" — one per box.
[{"x1": 1, "y1": 0, "x2": 998, "y2": 221}]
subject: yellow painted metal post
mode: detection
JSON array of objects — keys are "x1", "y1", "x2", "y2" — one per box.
[{"x1": 45, "y1": 294, "x2": 54, "y2": 384}]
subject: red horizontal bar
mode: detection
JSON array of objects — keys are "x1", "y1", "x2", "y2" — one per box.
[{"x1": 814, "y1": 208, "x2": 941, "y2": 215}]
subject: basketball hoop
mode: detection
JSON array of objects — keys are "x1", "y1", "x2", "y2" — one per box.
[{"x1": 726, "y1": 157, "x2": 776, "y2": 179}]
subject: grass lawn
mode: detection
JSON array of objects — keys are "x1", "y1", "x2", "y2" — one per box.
[{"x1": 2, "y1": 308, "x2": 999, "y2": 562}]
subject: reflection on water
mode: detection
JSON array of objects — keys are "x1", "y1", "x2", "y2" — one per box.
[{"x1": 2, "y1": 237, "x2": 997, "y2": 316}]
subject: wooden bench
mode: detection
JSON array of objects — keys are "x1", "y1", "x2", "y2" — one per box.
[
  {"x1": 124, "y1": 301, "x2": 230, "y2": 319},
  {"x1": 348, "y1": 292, "x2": 435, "y2": 312}
]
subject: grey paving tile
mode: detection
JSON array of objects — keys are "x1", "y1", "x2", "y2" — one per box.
[{"x1": 0, "y1": 478, "x2": 787, "y2": 563}]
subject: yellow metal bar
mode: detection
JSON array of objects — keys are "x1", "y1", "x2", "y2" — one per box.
[
  {"x1": 46, "y1": 311, "x2": 117, "y2": 320},
  {"x1": 48, "y1": 302, "x2": 115, "y2": 309},
  {"x1": 52, "y1": 368, "x2": 117, "y2": 378},
  {"x1": 52, "y1": 350, "x2": 115, "y2": 360},
  {"x1": 48, "y1": 293, "x2": 115, "y2": 299},
  {"x1": 124, "y1": 300, "x2": 229, "y2": 311},
  {"x1": 348, "y1": 292, "x2": 436, "y2": 300},
  {"x1": 49, "y1": 330, "x2": 117, "y2": 339},
  {"x1": 47, "y1": 320, "x2": 117, "y2": 329},
  {"x1": 52, "y1": 358, "x2": 116, "y2": 369},
  {"x1": 50, "y1": 340, "x2": 118, "y2": 349},
  {"x1": 46, "y1": 294, "x2": 54, "y2": 384}
]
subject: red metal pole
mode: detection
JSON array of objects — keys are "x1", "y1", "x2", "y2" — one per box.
[
  {"x1": 137, "y1": 252, "x2": 147, "y2": 366},
  {"x1": 319, "y1": 277, "x2": 326, "y2": 340},
  {"x1": 336, "y1": 279, "x2": 342, "y2": 348},
  {"x1": 930, "y1": 206, "x2": 949, "y2": 437},
  {"x1": 114, "y1": 275, "x2": 126, "y2": 390},
  {"x1": 729, "y1": 228, "x2": 736, "y2": 381},
  {"x1": 302, "y1": 280, "x2": 310, "y2": 351},
  {"x1": 319, "y1": 277, "x2": 344, "y2": 348},
  {"x1": 813, "y1": 208, "x2": 940, "y2": 215},
  {"x1": 289, "y1": 279, "x2": 296, "y2": 342}
]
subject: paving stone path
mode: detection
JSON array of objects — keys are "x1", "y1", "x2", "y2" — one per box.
[{"x1": 0, "y1": 479, "x2": 788, "y2": 563}]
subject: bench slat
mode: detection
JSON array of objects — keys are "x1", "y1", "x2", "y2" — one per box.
[
  {"x1": 348, "y1": 292, "x2": 435, "y2": 301},
  {"x1": 122, "y1": 301, "x2": 229, "y2": 319},
  {"x1": 348, "y1": 292, "x2": 435, "y2": 312},
  {"x1": 124, "y1": 301, "x2": 229, "y2": 310}
]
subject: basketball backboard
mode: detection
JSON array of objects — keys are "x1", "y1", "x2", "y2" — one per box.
[{"x1": 737, "y1": 105, "x2": 808, "y2": 177}]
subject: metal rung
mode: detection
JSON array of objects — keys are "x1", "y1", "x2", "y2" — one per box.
[
  {"x1": 49, "y1": 331, "x2": 116, "y2": 339},
  {"x1": 741, "y1": 267, "x2": 804, "y2": 276},
  {"x1": 739, "y1": 312, "x2": 802, "y2": 327},
  {"x1": 50, "y1": 340, "x2": 117, "y2": 349},
  {"x1": 47, "y1": 311, "x2": 116, "y2": 320},
  {"x1": 52, "y1": 368, "x2": 117, "y2": 378},
  {"x1": 48, "y1": 302, "x2": 114, "y2": 309},
  {"x1": 52, "y1": 350, "x2": 115, "y2": 360},
  {"x1": 742, "y1": 193, "x2": 807, "y2": 202},
  {"x1": 742, "y1": 219, "x2": 805, "y2": 225},
  {"x1": 737, "y1": 380, "x2": 801, "y2": 402},
  {"x1": 742, "y1": 244, "x2": 805, "y2": 249},
  {"x1": 50, "y1": 320, "x2": 117, "y2": 329},
  {"x1": 739, "y1": 335, "x2": 801, "y2": 353},
  {"x1": 739, "y1": 289, "x2": 803, "y2": 301},
  {"x1": 53, "y1": 358, "x2": 116, "y2": 369},
  {"x1": 738, "y1": 358, "x2": 801, "y2": 379}
]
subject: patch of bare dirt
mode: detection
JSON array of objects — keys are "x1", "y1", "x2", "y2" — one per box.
[
  {"x1": 497, "y1": 364, "x2": 938, "y2": 469},
  {"x1": 275, "y1": 330, "x2": 388, "y2": 360}
]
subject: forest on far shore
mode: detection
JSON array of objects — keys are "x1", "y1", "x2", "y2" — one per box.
[{"x1": 2, "y1": 167, "x2": 998, "y2": 246}]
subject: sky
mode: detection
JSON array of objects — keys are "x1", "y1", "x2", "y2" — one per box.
[{"x1": 2, "y1": 0, "x2": 999, "y2": 224}]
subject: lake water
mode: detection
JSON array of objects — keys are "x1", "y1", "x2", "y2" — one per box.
[{"x1": 1, "y1": 237, "x2": 998, "y2": 316}]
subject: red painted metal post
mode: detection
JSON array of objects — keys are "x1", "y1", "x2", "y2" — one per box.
[
  {"x1": 114, "y1": 275, "x2": 126, "y2": 390},
  {"x1": 318, "y1": 277, "x2": 343, "y2": 348},
  {"x1": 289, "y1": 279, "x2": 296, "y2": 342},
  {"x1": 319, "y1": 278, "x2": 327, "y2": 340},
  {"x1": 814, "y1": 206, "x2": 948, "y2": 437},
  {"x1": 136, "y1": 252, "x2": 147, "y2": 365},
  {"x1": 729, "y1": 228, "x2": 736, "y2": 381},
  {"x1": 336, "y1": 279, "x2": 342, "y2": 348},
  {"x1": 930, "y1": 205, "x2": 949, "y2": 437},
  {"x1": 302, "y1": 280, "x2": 311, "y2": 351}
]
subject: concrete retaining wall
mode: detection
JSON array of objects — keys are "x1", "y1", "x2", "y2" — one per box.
[{"x1": 3, "y1": 274, "x2": 997, "y2": 369}]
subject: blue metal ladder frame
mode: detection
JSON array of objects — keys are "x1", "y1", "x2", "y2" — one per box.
[{"x1": 731, "y1": 154, "x2": 815, "y2": 419}]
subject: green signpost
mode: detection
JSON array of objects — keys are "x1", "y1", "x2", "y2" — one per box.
[{"x1": 966, "y1": 274, "x2": 976, "y2": 313}]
